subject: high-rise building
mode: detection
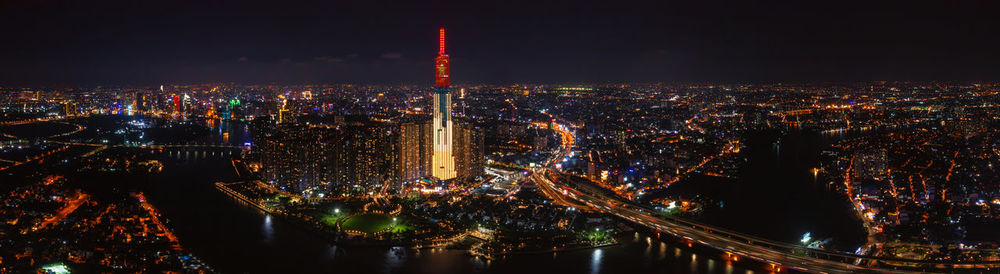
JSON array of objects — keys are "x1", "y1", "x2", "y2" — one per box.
[
  {"x1": 134, "y1": 92, "x2": 146, "y2": 112},
  {"x1": 398, "y1": 121, "x2": 433, "y2": 182},
  {"x1": 341, "y1": 120, "x2": 399, "y2": 190},
  {"x1": 432, "y1": 27, "x2": 457, "y2": 180},
  {"x1": 61, "y1": 101, "x2": 78, "y2": 116},
  {"x1": 250, "y1": 117, "x2": 297, "y2": 191},
  {"x1": 277, "y1": 96, "x2": 292, "y2": 124},
  {"x1": 853, "y1": 149, "x2": 888, "y2": 181},
  {"x1": 251, "y1": 116, "x2": 400, "y2": 196},
  {"x1": 453, "y1": 123, "x2": 485, "y2": 179},
  {"x1": 221, "y1": 99, "x2": 241, "y2": 120},
  {"x1": 398, "y1": 116, "x2": 484, "y2": 183},
  {"x1": 172, "y1": 95, "x2": 181, "y2": 113}
]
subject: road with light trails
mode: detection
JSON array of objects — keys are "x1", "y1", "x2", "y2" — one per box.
[
  {"x1": 531, "y1": 170, "x2": 593, "y2": 211},
  {"x1": 535, "y1": 169, "x2": 876, "y2": 273}
]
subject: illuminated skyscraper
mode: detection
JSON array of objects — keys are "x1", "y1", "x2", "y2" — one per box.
[
  {"x1": 453, "y1": 123, "x2": 485, "y2": 179},
  {"x1": 432, "y1": 28, "x2": 456, "y2": 180},
  {"x1": 277, "y1": 95, "x2": 291, "y2": 124},
  {"x1": 134, "y1": 92, "x2": 146, "y2": 112},
  {"x1": 395, "y1": 28, "x2": 483, "y2": 182}
]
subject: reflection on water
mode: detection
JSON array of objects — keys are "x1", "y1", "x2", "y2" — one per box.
[
  {"x1": 644, "y1": 238, "x2": 652, "y2": 257},
  {"x1": 590, "y1": 249, "x2": 603, "y2": 274},
  {"x1": 328, "y1": 245, "x2": 339, "y2": 259},
  {"x1": 263, "y1": 215, "x2": 274, "y2": 243},
  {"x1": 384, "y1": 246, "x2": 406, "y2": 272},
  {"x1": 691, "y1": 253, "x2": 698, "y2": 273},
  {"x1": 124, "y1": 117, "x2": 763, "y2": 273},
  {"x1": 646, "y1": 129, "x2": 866, "y2": 251}
]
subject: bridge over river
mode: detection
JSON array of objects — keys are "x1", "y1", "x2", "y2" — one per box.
[{"x1": 533, "y1": 120, "x2": 1000, "y2": 273}]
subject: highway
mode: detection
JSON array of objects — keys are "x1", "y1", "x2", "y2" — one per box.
[
  {"x1": 532, "y1": 170, "x2": 594, "y2": 211},
  {"x1": 530, "y1": 119, "x2": 998, "y2": 273},
  {"x1": 536, "y1": 169, "x2": 870, "y2": 273}
]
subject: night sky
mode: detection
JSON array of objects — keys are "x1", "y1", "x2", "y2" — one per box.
[{"x1": 1, "y1": 0, "x2": 999, "y2": 85}]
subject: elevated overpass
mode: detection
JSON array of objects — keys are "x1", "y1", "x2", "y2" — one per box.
[{"x1": 484, "y1": 166, "x2": 522, "y2": 181}]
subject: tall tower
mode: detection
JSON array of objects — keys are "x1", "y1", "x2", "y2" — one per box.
[{"x1": 432, "y1": 28, "x2": 456, "y2": 180}]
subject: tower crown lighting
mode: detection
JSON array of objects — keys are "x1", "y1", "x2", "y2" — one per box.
[
  {"x1": 438, "y1": 28, "x2": 446, "y2": 55},
  {"x1": 435, "y1": 28, "x2": 450, "y2": 88}
]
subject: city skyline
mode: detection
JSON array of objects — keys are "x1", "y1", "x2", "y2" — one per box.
[
  {"x1": 4, "y1": 1, "x2": 1000, "y2": 273},
  {"x1": 5, "y1": 80, "x2": 1000, "y2": 273}
]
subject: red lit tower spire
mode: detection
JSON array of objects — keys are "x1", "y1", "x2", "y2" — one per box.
[
  {"x1": 438, "y1": 28, "x2": 446, "y2": 55},
  {"x1": 435, "y1": 28, "x2": 450, "y2": 87}
]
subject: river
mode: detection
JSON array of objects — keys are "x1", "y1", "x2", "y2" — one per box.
[
  {"x1": 10, "y1": 115, "x2": 767, "y2": 273},
  {"x1": 138, "y1": 150, "x2": 761, "y2": 273},
  {"x1": 645, "y1": 129, "x2": 867, "y2": 252}
]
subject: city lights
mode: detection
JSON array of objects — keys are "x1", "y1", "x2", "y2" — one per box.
[{"x1": 3, "y1": 5, "x2": 1000, "y2": 273}]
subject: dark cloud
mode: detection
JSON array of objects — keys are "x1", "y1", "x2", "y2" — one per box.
[{"x1": 314, "y1": 56, "x2": 344, "y2": 63}]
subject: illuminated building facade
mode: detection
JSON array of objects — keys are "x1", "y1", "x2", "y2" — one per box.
[
  {"x1": 399, "y1": 121, "x2": 433, "y2": 182},
  {"x1": 134, "y1": 92, "x2": 146, "y2": 112},
  {"x1": 251, "y1": 116, "x2": 400, "y2": 195},
  {"x1": 432, "y1": 28, "x2": 457, "y2": 180},
  {"x1": 453, "y1": 123, "x2": 485, "y2": 179},
  {"x1": 61, "y1": 101, "x2": 78, "y2": 116},
  {"x1": 219, "y1": 99, "x2": 241, "y2": 120},
  {"x1": 398, "y1": 117, "x2": 484, "y2": 183},
  {"x1": 853, "y1": 148, "x2": 888, "y2": 181}
]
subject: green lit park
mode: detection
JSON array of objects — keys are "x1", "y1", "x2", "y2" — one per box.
[
  {"x1": 297, "y1": 201, "x2": 415, "y2": 237},
  {"x1": 340, "y1": 213, "x2": 396, "y2": 234},
  {"x1": 311, "y1": 210, "x2": 346, "y2": 227},
  {"x1": 583, "y1": 228, "x2": 613, "y2": 244}
]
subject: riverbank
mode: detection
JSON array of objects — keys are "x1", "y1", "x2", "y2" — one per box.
[{"x1": 214, "y1": 180, "x2": 478, "y2": 249}]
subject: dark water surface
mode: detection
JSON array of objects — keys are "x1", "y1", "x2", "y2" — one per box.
[
  {"x1": 137, "y1": 118, "x2": 762, "y2": 273},
  {"x1": 142, "y1": 153, "x2": 761, "y2": 274},
  {"x1": 9, "y1": 115, "x2": 775, "y2": 273},
  {"x1": 648, "y1": 129, "x2": 867, "y2": 252}
]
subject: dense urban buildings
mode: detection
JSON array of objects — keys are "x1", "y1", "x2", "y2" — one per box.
[
  {"x1": 247, "y1": 29, "x2": 484, "y2": 197},
  {"x1": 6, "y1": 81, "x2": 1000, "y2": 273}
]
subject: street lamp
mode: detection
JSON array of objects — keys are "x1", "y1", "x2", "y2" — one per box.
[{"x1": 334, "y1": 208, "x2": 340, "y2": 214}]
